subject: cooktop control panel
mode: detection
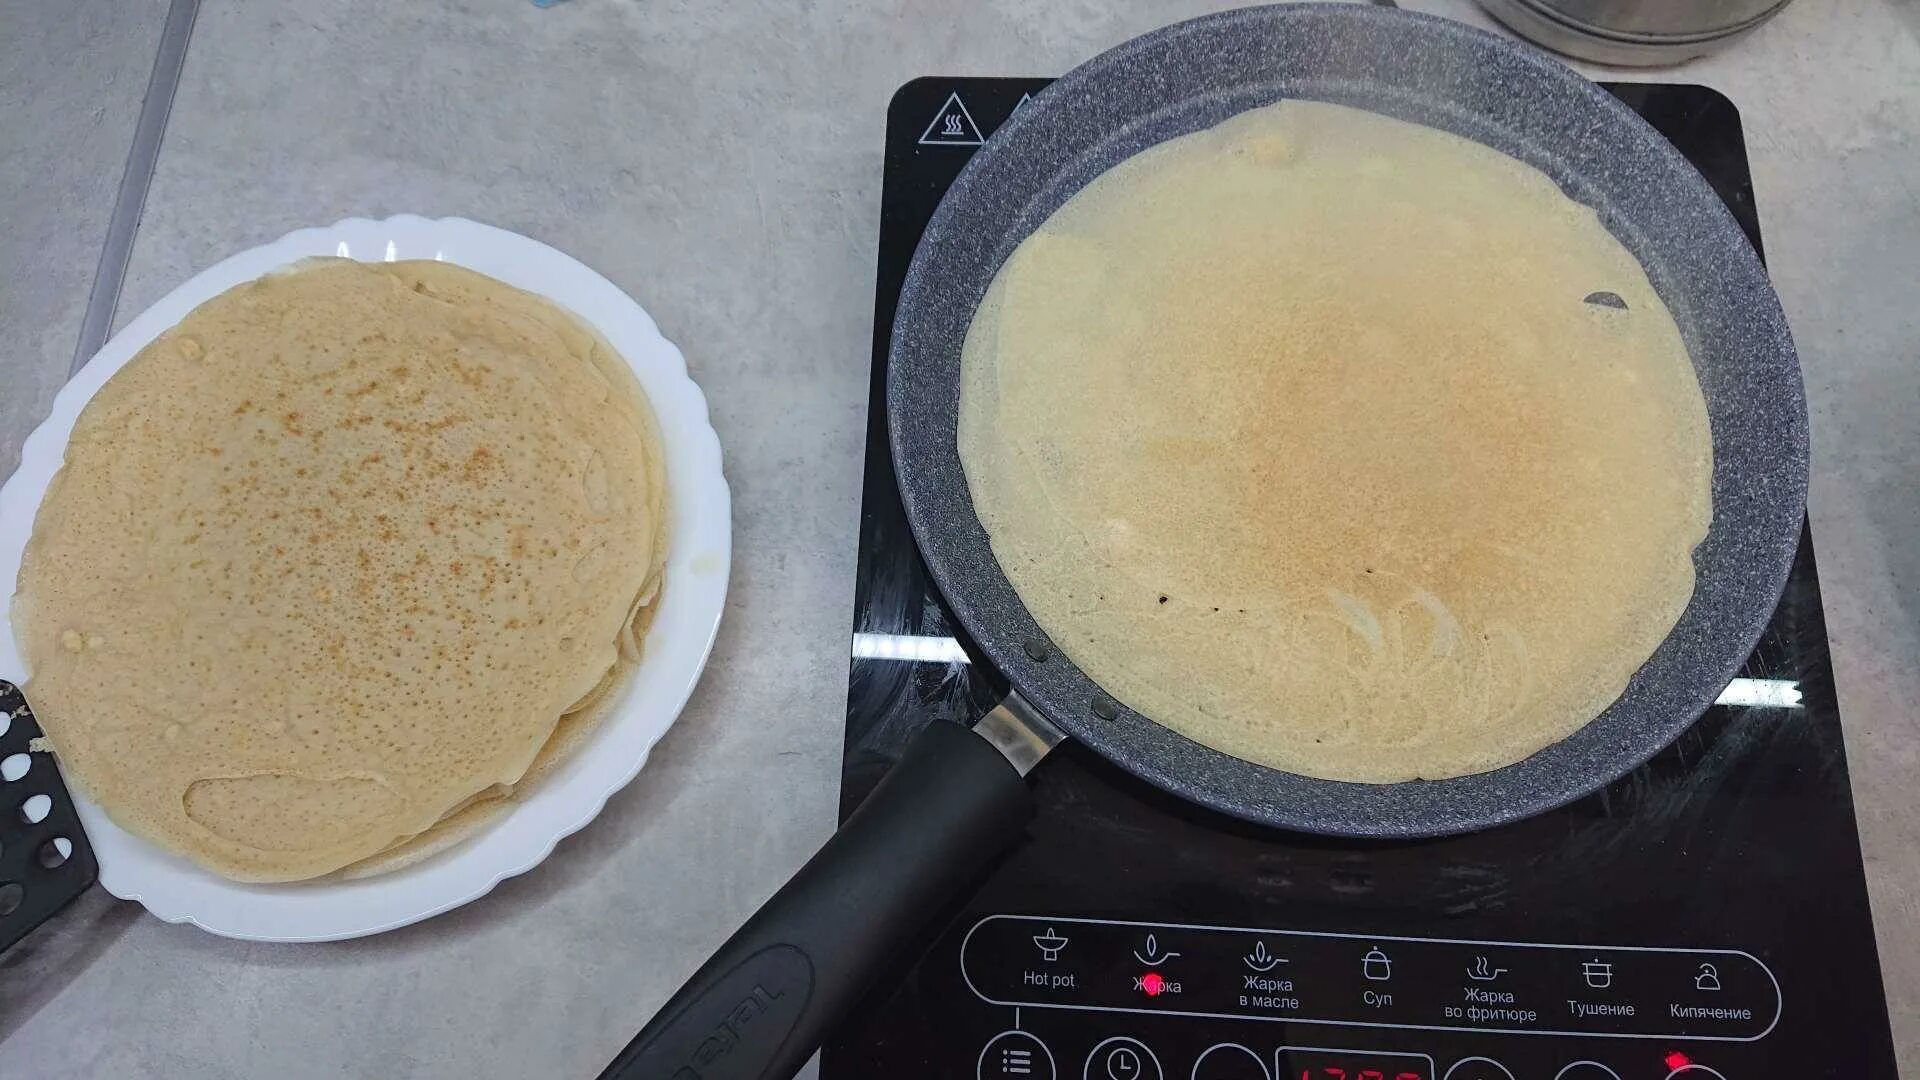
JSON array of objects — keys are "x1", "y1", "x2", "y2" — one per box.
[
  {"x1": 964, "y1": 915, "x2": 1777, "y2": 1080},
  {"x1": 963, "y1": 915, "x2": 1778, "y2": 1040}
]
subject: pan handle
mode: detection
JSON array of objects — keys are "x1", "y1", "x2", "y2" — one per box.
[{"x1": 598, "y1": 710, "x2": 1052, "y2": 1080}]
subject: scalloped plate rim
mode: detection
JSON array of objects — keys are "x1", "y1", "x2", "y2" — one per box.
[{"x1": 0, "y1": 214, "x2": 730, "y2": 942}]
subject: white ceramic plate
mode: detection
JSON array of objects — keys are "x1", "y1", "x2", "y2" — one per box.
[{"x1": 0, "y1": 215, "x2": 730, "y2": 941}]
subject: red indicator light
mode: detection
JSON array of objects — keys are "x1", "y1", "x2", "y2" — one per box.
[
  {"x1": 1664, "y1": 1051, "x2": 1693, "y2": 1072},
  {"x1": 1140, "y1": 972, "x2": 1166, "y2": 996}
]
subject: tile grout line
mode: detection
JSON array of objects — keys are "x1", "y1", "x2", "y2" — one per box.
[{"x1": 70, "y1": 0, "x2": 201, "y2": 376}]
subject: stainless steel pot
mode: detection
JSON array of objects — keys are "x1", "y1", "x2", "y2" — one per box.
[{"x1": 1479, "y1": 0, "x2": 1795, "y2": 66}]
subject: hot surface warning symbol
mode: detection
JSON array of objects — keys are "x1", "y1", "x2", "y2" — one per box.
[{"x1": 918, "y1": 91, "x2": 984, "y2": 146}]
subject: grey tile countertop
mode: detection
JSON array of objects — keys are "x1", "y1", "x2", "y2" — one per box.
[{"x1": 1, "y1": 1, "x2": 1915, "y2": 1076}]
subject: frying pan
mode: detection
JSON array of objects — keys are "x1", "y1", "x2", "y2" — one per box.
[{"x1": 602, "y1": 6, "x2": 1806, "y2": 1078}]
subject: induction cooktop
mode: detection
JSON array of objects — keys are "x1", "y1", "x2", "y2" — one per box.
[{"x1": 827, "y1": 77, "x2": 1897, "y2": 1080}]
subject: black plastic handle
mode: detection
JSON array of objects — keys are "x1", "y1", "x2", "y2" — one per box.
[{"x1": 599, "y1": 720, "x2": 1033, "y2": 1080}]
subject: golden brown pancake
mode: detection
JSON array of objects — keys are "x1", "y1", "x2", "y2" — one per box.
[
  {"x1": 13, "y1": 258, "x2": 667, "y2": 880},
  {"x1": 958, "y1": 100, "x2": 1711, "y2": 782},
  {"x1": 332, "y1": 593, "x2": 660, "y2": 879}
]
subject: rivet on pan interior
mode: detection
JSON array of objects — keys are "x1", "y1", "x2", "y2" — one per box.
[
  {"x1": 1022, "y1": 638, "x2": 1050, "y2": 661},
  {"x1": 1090, "y1": 695, "x2": 1119, "y2": 721}
]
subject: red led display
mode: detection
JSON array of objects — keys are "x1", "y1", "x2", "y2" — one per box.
[{"x1": 1280, "y1": 1048, "x2": 1430, "y2": 1080}]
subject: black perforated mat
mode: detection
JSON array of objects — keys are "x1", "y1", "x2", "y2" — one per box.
[{"x1": 0, "y1": 679, "x2": 97, "y2": 952}]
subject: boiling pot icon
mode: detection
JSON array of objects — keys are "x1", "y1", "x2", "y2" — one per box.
[{"x1": 1362, "y1": 946, "x2": 1392, "y2": 981}]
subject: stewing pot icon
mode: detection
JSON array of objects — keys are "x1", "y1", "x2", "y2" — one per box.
[{"x1": 1582, "y1": 958, "x2": 1614, "y2": 989}]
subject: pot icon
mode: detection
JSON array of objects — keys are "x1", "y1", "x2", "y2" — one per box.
[
  {"x1": 1362, "y1": 946, "x2": 1392, "y2": 981},
  {"x1": 1582, "y1": 958, "x2": 1614, "y2": 990}
]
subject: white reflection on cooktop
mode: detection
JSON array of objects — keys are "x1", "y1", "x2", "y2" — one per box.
[{"x1": 848, "y1": 633, "x2": 1802, "y2": 709}]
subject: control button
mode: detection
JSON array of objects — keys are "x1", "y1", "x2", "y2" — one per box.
[
  {"x1": 1133, "y1": 933, "x2": 1181, "y2": 966},
  {"x1": 1580, "y1": 957, "x2": 1614, "y2": 989},
  {"x1": 1243, "y1": 940, "x2": 1286, "y2": 972},
  {"x1": 1466, "y1": 954, "x2": 1507, "y2": 982},
  {"x1": 1033, "y1": 926, "x2": 1069, "y2": 962},
  {"x1": 1191, "y1": 1042, "x2": 1269, "y2": 1080},
  {"x1": 1554, "y1": 1063, "x2": 1623, "y2": 1080},
  {"x1": 980, "y1": 1030, "x2": 1055, "y2": 1080},
  {"x1": 1442, "y1": 1057, "x2": 1516, "y2": 1080},
  {"x1": 1084, "y1": 1036, "x2": 1162, "y2": 1080},
  {"x1": 1664, "y1": 1067, "x2": 1729, "y2": 1080},
  {"x1": 1361, "y1": 945, "x2": 1393, "y2": 981},
  {"x1": 1694, "y1": 962, "x2": 1722, "y2": 991}
]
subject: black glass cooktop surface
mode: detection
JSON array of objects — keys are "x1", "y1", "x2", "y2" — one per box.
[{"x1": 828, "y1": 77, "x2": 1896, "y2": 1080}]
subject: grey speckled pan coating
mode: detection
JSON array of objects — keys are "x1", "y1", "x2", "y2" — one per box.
[{"x1": 889, "y1": 4, "x2": 1808, "y2": 837}]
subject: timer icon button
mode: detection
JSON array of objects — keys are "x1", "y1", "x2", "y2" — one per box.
[{"x1": 1083, "y1": 1037, "x2": 1162, "y2": 1080}]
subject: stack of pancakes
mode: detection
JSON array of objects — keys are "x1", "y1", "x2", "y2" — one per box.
[{"x1": 12, "y1": 259, "x2": 668, "y2": 881}]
